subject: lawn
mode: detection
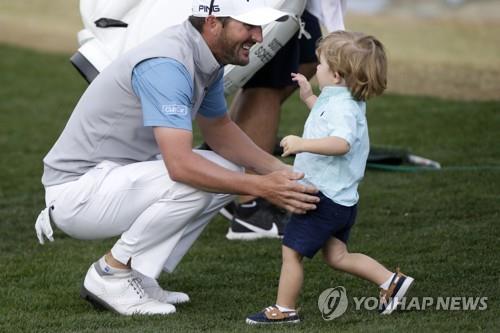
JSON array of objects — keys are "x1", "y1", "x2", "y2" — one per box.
[{"x1": 0, "y1": 44, "x2": 499, "y2": 332}]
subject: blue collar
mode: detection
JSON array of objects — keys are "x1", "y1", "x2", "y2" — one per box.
[{"x1": 319, "y1": 86, "x2": 352, "y2": 99}]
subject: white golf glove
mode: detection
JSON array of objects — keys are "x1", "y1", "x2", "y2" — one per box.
[{"x1": 34, "y1": 208, "x2": 54, "y2": 244}]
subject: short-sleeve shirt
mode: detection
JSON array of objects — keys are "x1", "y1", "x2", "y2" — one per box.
[
  {"x1": 132, "y1": 57, "x2": 226, "y2": 131},
  {"x1": 293, "y1": 86, "x2": 369, "y2": 206}
]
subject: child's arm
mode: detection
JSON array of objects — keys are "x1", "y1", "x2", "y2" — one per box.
[
  {"x1": 291, "y1": 73, "x2": 317, "y2": 109},
  {"x1": 280, "y1": 135, "x2": 350, "y2": 157}
]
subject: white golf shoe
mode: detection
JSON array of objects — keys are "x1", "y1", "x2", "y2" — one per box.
[
  {"x1": 80, "y1": 264, "x2": 176, "y2": 315},
  {"x1": 132, "y1": 270, "x2": 190, "y2": 305}
]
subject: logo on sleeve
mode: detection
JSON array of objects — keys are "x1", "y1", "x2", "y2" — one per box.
[{"x1": 161, "y1": 104, "x2": 189, "y2": 116}]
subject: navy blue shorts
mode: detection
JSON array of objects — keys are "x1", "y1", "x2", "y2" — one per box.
[
  {"x1": 283, "y1": 192, "x2": 358, "y2": 258},
  {"x1": 243, "y1": 10, "x2": 322, "y2": 89}
]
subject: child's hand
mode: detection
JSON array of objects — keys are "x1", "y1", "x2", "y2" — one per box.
[
  {"x1": 280, "y1": 135, "x2": 303, "y2": 157},
  {"x1": 291, "y1": 72, "x2": 313, "y2": 102}
]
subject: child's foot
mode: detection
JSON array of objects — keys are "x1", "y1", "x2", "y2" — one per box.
[
  {"x1": 246, "y1": 305, "x2": 300, "y2": 324},
  {"x1": 379, "y1": 268, "x2": 414, "y2": 315}
]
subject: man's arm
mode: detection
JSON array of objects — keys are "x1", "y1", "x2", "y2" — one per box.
[
  {"x1": 134, "y1": 57, "x2": 318, "y2": 213},
  {"x1": 154, "y1": 123, "x2": 319, "y2": 214},
  {"x1": 197, "y1": 113, "x2": 285, "y2": 175}
]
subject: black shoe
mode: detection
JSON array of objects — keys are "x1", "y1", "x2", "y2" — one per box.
[
  {"x1": 195, "y1": 142, "x2": 212, "y2": 150},
  {"x1": 222, "y1": 198, "x2": 289, "y2": 240}
]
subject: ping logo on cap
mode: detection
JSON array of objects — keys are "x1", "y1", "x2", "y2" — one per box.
[{"x1": 198, "y1": 4, "x2": 220, "y2": 13}]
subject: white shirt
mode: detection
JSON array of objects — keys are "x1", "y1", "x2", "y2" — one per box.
[{"x1": 306, "y1": 0, "x2": 347, "y2": 31}]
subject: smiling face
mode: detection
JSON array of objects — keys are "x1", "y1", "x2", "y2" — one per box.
[{"x1": 212, "y1": 18, "x2": 263, "y2": 65}]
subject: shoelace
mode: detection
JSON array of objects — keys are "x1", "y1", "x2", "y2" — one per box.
[{"x1": 127, "y1": 277, "x2": 145, "y2": 299}]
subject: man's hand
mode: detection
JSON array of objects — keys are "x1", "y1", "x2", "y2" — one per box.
[
  {"x1": 280, "y1": 135, "x2": 304, "y2": 157},
  {"x1": 257, "y1": 169, "x2": 319, "y2": 214}
]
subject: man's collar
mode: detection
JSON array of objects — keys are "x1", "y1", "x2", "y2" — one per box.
[{"x1": 184, "y1": 20, "x2": 222, "y2": 75}]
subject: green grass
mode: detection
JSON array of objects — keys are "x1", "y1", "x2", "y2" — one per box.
[{"x1": 1, "y1": 44, "x2": 499, "y2": 332}]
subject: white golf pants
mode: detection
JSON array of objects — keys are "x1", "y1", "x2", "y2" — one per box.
[{"x1": 44, "y1": 150, "x2": 240, "y2": 278}]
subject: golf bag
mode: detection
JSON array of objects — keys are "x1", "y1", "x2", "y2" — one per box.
[{"x1": 71, "y1": 0, "x2": 307, "y2": 94}]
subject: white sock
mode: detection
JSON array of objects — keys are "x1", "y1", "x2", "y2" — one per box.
[
  {"x1": 276, "y1": 304, "x2": 295, "y2": 312},
  {"x1": 379, "y1": 273, "x2": 396, "y2": 290},
  {"x1": 98, "y1": 256, "x2": 130, "y2": 276}
]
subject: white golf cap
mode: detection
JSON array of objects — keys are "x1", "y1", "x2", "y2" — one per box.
[{"x1": 192, "y1": 0, "x2": 289, "y2": 26}]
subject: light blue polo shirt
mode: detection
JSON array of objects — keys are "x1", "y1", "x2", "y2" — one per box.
[
  {"x1": 131, "y1": 57, "x2": 226, "y2": 131},
  {"x1": 293, "y1": 86, "x2": 370, "y2": 207}
]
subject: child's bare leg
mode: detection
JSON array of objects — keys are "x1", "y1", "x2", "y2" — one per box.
[
  {"x1": 322, "y1": 237, "x2": 392, "y2": 285},
  {"x1": 276, "y1": 245, "x2": 303, "y2": 309}
]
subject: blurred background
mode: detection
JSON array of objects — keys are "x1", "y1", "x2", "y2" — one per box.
[{"x1": 0, "y1": 0, "x2": 499, "y2": 100}]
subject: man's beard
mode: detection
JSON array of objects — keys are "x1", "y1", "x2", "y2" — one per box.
[{"x1": 218, "y1": 35, "x2": 251, "y2": 66}]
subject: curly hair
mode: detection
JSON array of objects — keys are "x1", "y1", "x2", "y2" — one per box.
[{"x1": 316, "y1": 31, "x2": 387, "y2": 101}]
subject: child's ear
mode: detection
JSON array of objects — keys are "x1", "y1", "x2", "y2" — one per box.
[{"x1": 333, "y1": 71, "x2": 343, "y2": 84}]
